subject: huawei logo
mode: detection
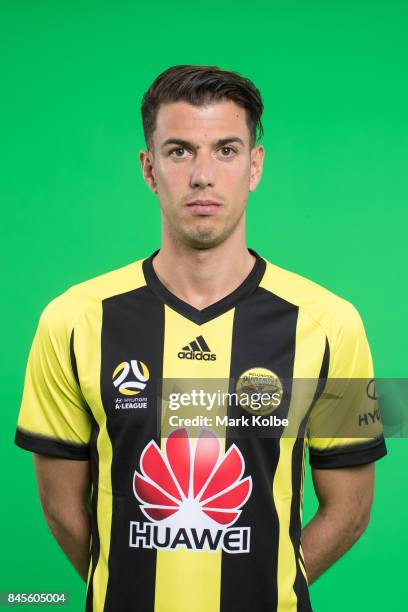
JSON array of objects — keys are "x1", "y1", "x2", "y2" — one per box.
[
  {"x1": 134, "y1": 428, "x2": 252, "y2": 527},
  {"x1": 130, "y1": 429, "x2": 252, "y2": 553}
]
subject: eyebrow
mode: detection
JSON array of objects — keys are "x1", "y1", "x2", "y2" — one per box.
[{"x1": 160, "y1": 137, "x2": 245, "y2": 150}]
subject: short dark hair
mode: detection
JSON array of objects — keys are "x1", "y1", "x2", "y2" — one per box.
[{"x1": 141, "y1": 65, "x2": 264, "y2": 150}]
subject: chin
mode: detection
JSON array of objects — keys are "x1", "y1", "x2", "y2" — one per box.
[{"x1": 181, "y1": 228, "x2": 232, "y2": 250}]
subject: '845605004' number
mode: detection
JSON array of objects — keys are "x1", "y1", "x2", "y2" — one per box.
[{"x1": 4, "y1": 593, "x2": 67, "y2": 605}]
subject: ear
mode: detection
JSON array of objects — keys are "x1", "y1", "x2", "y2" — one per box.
[
  {"x1": 249, "y1": 145, "x2": 265, "y2": 192},
  {"x1": 139, "y1": 149, "x2": 158, "y2": 195}
]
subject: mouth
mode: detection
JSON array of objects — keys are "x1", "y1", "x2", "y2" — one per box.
[{"x1": 186, "y1": 200, "x2": 221, "y2": 215}]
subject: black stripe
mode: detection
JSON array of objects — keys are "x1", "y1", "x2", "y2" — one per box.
[
  {"x1": 69, "y1": 329, "x2": 81, "y2": 387},
  {"x1": 14, "y1": 427, "x2": 90, "y2": 460},
  {"x1": 220, "y1": 287, "x2": 299, "y2": 612},
  {"x1": 69, "y1": 329, "x2": 92, "y2": 416},
  {"x1": 85, "y1": 422, "x2": 101, "y2": 611},
  {"x1": 298, "y1": 337, "x2": 330, "y2": 440},
  {"x1": 320, "y1": 337, "x2": 330, "y2": 380},
  {"x1": 196, "y1": 335, "x2": 210, "y2": 352},
  {"x1": 290, "y1": 438, "x2": 312, "y2": 611},
  {"x1": 290, "y1": 338, "x2": 330, "y2": 611},
  {"x1": 309, "y1": 436, "x2": 387, "y2": 468},
  {"x1": 101, "y1": 285, "x2": 164, "y2": 612},
  {"x1": 190, "y1": 340, "x2": 200, "y2": 352}
]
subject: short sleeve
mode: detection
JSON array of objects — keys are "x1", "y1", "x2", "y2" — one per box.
[
  {"x1": 308, "y1": 301, "x2": 387, "y2": 469},
  {"x1": 15, "y1": 298, "x2": 93, "y2": 460}
]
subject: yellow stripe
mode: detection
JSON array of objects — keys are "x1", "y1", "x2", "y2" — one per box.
[
  {"x1": 75, "y1": 301, "x2": 114, "y2": 612},
  {"x1": 273, "y1": 308, "x2": 325, "y2": 610},
  {"x1": 298, "y1": 440, "x2": 308, "y2": 584},
  {"x1": 86, "y1": 535, "x2": 93, "y2": 587},
  {"x1": 154, "y1": 306, "x2": 235, "y2": 612},
  {"x1": 273, "y1": 436, "x2": 298, "y2": 611}
]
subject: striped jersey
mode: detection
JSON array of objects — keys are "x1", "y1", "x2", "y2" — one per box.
[{"x1": 15, "y1": 248, "x2": 387, "y2": 612}]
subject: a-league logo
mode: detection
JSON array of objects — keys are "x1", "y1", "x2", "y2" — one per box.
[{"x1": 112, "y1": 360, "x2": 149, "y2": 396}]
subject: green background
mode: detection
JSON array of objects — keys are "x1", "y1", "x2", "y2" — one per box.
[{"x1": 1, "y1": 0, "x2": 407, "y2": 609}]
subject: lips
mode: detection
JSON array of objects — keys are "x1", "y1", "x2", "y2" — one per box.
[{"x1": 187, "y1": 200, "x2": 221, "y2": 214}]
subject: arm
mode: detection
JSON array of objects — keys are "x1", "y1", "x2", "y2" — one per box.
[
  {"x1": 301, "y1": 462, "x2": 374, "y2": 585},
  {"x1": 33, "y1": 454, "x2": 92, "y2": 582}
]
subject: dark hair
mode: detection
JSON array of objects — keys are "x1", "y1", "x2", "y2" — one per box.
[{"x1": 141, "y1": 65, "x2": 264, "y2": 150}]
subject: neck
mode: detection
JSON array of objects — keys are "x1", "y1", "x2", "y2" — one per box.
[{"x1": 152, "y1": 225, "x2": 256, "y2": 311}]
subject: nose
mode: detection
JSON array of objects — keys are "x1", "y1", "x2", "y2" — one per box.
[{"x1": 190, "y1": 151, "x2": 215, "y2": 189}]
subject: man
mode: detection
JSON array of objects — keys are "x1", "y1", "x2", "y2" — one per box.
[{"x1": 15, "y1": 65, "x2": 387, "y2": 612}]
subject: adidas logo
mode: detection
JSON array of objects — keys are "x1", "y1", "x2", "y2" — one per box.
[{"x1": 177, "y1": 335, "x2": 217, "y2": 361}]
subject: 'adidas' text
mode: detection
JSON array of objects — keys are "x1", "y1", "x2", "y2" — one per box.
[{"x1": 178, "y1": 335, "x2": 217, "y2": 361}]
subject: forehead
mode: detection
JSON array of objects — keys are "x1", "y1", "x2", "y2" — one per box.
[{"x1": 153, "y1": 100, "x2": 250, "y2": 145}]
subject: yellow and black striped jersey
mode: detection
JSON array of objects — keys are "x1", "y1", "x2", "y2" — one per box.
[{"x1": 15, "y1": 248, "x2": 387, "y2": 612}]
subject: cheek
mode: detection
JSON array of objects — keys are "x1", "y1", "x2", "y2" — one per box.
[
  {"x1": 156, "y1": 163, "x2": 188, "y2": 193},
  {"x1": 226, "y1": 162, "x2": 251, "y2": 190}
]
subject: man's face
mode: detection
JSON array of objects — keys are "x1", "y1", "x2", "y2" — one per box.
[{"x1": 140, "y1": 99, "x2": 264, "y2": 249}]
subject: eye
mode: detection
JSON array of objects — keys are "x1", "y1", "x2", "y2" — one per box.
[
  {"x1": 219, "y1": 146, "x2": 237, "y2": 157},
  {"x1": 169, "y1": 147, "x2": 189, "y2": 158}
]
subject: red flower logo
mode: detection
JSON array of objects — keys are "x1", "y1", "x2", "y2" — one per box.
[{"x1": 133, "y1": 428, "x2": 252, "y2": 528}]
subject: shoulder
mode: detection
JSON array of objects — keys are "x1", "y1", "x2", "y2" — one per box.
[
  {"x1": 259, "y1": 258, "x2": 366, "y2": 342},
  {"x1": 37, "y1": 257, "x2": 147, "y2": 339}
]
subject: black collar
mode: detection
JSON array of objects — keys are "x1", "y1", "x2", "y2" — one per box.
[{"x1": 142, "y1": 248, "x2": 266, "y2": 325}]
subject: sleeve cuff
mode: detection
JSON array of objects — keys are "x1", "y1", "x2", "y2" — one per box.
[
  {"x1": 14, "y1": 427, "x2": 90, "y2": 460},
  {"x1": 309, "y1": 436, "x2": 387, "y2": 469}
]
